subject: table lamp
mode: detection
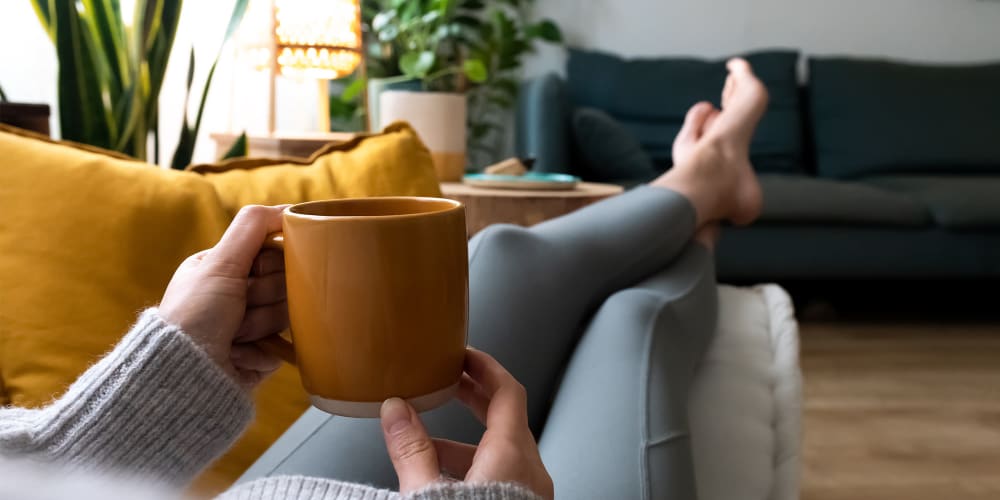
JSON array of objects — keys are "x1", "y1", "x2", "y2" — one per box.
[{"x1": 264, "y1": 0, "x2": 362, "y2": 133}]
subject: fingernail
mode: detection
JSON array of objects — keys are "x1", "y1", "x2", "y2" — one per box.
[{"x1": 381, "y1": 397, "x2": 410, "y2": 434}]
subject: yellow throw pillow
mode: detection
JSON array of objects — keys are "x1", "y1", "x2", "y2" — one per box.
[
  {"x1": 191, "y1": 123, "x2": 442, "y2": 215},
  {"x1": 0, "y1": 123, "x2": 441, "y2": 494}
]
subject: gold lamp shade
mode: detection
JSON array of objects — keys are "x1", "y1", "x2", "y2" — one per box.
[{"x1": 273, "y1": 0, "x2": 362, "y2": 79}]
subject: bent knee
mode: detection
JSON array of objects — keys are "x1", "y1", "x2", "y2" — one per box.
[{"x1": 469, "y1": 224, "x2": 543, "y2": 262}]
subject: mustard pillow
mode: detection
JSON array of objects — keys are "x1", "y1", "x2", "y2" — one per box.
[
  {"x1": 190, "y1": 122, "x2": 442, "y2": 215},
  {"x1": 0, "y1": 123, "x2": 441, "y2": 494}
]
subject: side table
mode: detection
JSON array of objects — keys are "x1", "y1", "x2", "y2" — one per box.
[{"x1": 440, "y1": 182, "x2": 625, "y2": 237}]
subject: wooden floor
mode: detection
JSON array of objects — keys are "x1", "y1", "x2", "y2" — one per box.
[{"x1": 800, "y1": 319, "x2": 1000, "y2": 500}]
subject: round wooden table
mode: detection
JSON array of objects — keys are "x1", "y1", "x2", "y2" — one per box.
[{"x1": 440, "y1": 182, "x2": 625, "y2": 237}]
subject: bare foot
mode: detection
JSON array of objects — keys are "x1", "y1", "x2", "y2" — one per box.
[{"x1": 653, "y1": 58, "x2": 767, "y2": 226}]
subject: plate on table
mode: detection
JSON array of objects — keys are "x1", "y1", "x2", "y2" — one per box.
[{"x1": 463, "y1": 172, "x2": 580, "y2": 190}]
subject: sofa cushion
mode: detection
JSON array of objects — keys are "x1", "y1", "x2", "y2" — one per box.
[
  {"x1": 758, "y1": 174, "x2": 929, "y2": 226},
  {"x1": 809, "y1": 57, "x2": 1000, "y2": 179},
  {"x1": 864, "y1": 176, "x2": 1000, "y2": 229},
  {"x1": 0, "y1": 123, "x2": 440, "y2": 494},
  {"x1": 567, "y1": 49, "x2": 803, "y2": 174},
  {"x1": 570, "y1": 108, "x2": 660, "y2": 182}
]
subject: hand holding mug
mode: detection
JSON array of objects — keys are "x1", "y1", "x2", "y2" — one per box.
[
  {"x1": 380, "y1": 349, "x2": 554, "y2": 500},
  {"x1": 159, "y1": 205, "x2": 290, "y2": 387}
]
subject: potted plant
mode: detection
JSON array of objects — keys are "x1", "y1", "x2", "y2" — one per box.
[
  {"x1": 28, "y1": 0, "x2": 249, "y2": 167},
  {"x1": 364, "y1": 0, "x2": 560, "y2": 181},
  {"x1": 0, "y1": 85, "x2": 51, "y2": 136}
]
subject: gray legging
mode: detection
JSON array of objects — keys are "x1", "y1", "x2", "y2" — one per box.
[{"x1": 238, "y1": 186, "x2": 718, "y2": 499}]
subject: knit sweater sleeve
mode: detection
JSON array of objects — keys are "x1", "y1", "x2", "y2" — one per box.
[
  {"x1": 220, "y1": 476, "x2": 542, "y2": 500},
  {"x1": 0, "y1": 309, "x2": 253, "y2": 486}
]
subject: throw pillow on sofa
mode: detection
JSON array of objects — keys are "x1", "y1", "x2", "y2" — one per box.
[
  {"x1": 566, "y1": 48, "x2": 804, "y2": 174},
  {"x1": 809, "y1": 57, "x2": 1000, "y2": 179},
  {"x1": 571, "y1": 108, "x2": 661, "y2": 183},
  {"x1": 0, "y1": 122, "x2": 440, "y2": 494}
]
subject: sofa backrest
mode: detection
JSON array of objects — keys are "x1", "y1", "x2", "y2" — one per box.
[
  {"x1": 809, "y1": 57, "x2": 1000, "y2": 179},
  {"x1": 565, "y1": 48, "x2": 804, "y2": 174}
]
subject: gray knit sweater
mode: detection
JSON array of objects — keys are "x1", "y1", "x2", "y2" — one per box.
[{"x1": 0, "y1": 310, "x2": 538, "y2": 500}]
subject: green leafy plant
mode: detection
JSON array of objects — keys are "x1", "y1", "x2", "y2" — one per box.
[
  {"x1": 0, "y1": 84, "x2": 7, "y2": 103},
  {"x1": 360, "y1": 0, "x2": 561, "y2": 166},
  {"x1": 30, "y1": 0, "x2": 249, "y2": 167},
  {"x1": 463, "y1": 4, "x2": 561, "y2": 167},
  {"x1": 369, "y1": 0, "x2": 489, "y2": 91}
]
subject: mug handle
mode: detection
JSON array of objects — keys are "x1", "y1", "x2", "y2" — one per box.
[{"x1": 257, "y1": 231, "x2": 297, "y2": 365}]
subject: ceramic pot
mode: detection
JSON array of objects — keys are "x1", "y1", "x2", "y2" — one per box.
[{"x1": 379, "y1": 90, "x2": 467, "y2": 182}]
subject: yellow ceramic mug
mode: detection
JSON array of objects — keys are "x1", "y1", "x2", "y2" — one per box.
[{"x1": 262, "y1": 197, "x2": 469, "y2": 417}]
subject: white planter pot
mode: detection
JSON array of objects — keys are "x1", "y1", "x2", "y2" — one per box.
[{"x1": 379, "y1": 90, "x2": 467, "y2": 182}]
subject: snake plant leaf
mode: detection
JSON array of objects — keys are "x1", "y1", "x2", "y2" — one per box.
[
  {"x1": 0, "y1": 84, "x2": 7, "y2": 102},
  {"x1": 29, "y1": 0, "x2": 54, "y2": 41},
  {"x1": 53, "y1": 1, "x2": 110, "y2": 150},
  {"x1": 170, "y1": 0, "x2": 248, "y2": 169},
  {"x1": 171, "y1": 123, "x2": 196, "y2": 170},
  {"x1": 81, "y1": 0, "x2": 128, "y2": 95},
  {"x1": 221, "y1": 131, "x2": 249, "y2": 160}
]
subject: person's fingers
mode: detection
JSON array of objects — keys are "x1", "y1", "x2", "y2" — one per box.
[
  {"x1": 251, "y1": 249, "x2": 285, "y2": 277},
  {"x1": 230, "y1": 342, "x2": 282, "y2": 373},
  {"x1": 247, "y1": 272, "x2": 287, "y2": 307},
  {"x1": 456, "y1": 373, "x2": 489, "y2": 424},
  {"x1": 676, "y1": 101, "x2": 715, "y2": 143},
  {"x1": 234, "y1": 302, "x2": 289, "y2": 342},
  {"x1": 463, "y1": 349, "x2": 530, "y2": 435},
  {"x1": 432, "y1": 438, "x2": 477, "y2": 480},
  {"x1": 207, "y1": 205, "x2": 288, "y2": 277},
  {"x1": 381, "y1": 398, "x2": 441, "y2": 493}
]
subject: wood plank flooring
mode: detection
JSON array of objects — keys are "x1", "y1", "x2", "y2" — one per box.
[{"x1": 800, "y1": 320, "x2": 1000, "y2": 500}]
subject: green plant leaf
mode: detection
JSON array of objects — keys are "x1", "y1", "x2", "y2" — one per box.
[
  {"x1": 171, "y1": 0, "x2": 248, "y2": 168},
  {"x1": 400, "y1": 51, "x2": 436, "y2": 78},
  {"x1": 341, "y1": 76, "x2": 366, "y2": 102},
  {"x1": 463, "y1": 59, "x2": 488, "y2": 83},
  {"x1": 171, "y1": 125, "x2": 195, "y2": 169},
  {"x1": 220, "y1": 131, "x2": 248, "y2": 160},
  {"x1": 460, "y1": 0, "x2": 485, "y2": 9},
  {"x1": 372, "y1": 11, "x2": 395, "y2": 32},
  {"x1": 185, "y1": 47, "x2": 196, "y2": 92},
  {"x1": 29, "y1": 0, "x2": 54, "y2": 41},
  {"x1": 0, "y1": 84, "x2": 7, "y2": 102},
  {"x1": 53, "y1": 1, "x2": 112, "y2": 150},
  {"x1": 421, "y1": 10, "x2": 442, "y2": 25},
  {"x1": 526, "y1": 20, "x2": 562, "y2": 42}
]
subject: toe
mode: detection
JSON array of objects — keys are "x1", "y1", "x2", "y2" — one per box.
[
  {"x1": 673, "y1": 102, "x2": 717, "y2": 163},
  {"x1": 726, "y1": 57, "x2": 753, "y2": 75},
  {"x1": 679, "y1": 101, "x2": 715, "y2": 140}
]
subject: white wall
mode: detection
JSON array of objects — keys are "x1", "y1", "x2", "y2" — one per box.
[
  {"x1": 525, "y1": 0, "x2": 1000, "y2": 78},
  {"x1": 0, "y1": 0, "x2": 319, "y2": 166}
]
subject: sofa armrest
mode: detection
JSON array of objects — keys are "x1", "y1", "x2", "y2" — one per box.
[{"x1": 516, "y1": 73, "x2": 573, "y2": 174}]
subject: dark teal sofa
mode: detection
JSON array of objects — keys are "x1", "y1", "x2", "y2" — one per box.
[{"x1": 516, "y1": 49, "x2": 1000, "y2": 280}]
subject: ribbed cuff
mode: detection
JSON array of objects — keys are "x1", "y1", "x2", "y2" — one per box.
[
  {"x1": 11, "y1": 309, "x2": 253, "y2": 484},
  {"x1": 219, "y1": 476, "x2": 397, "y2": 500},
  {"x1": 406, "y1": 482, "x2": 542, "y2": 500}
]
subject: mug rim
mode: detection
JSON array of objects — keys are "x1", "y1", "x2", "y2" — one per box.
[{"x1": 285, "y1": 196, "x2": 463, "y2": 221}]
